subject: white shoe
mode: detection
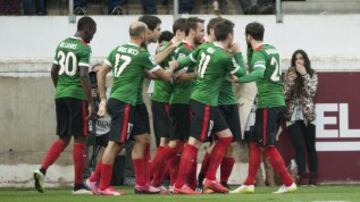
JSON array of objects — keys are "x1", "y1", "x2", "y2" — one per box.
[
  {"x1": 273, "y1": 183, "x2": 297, "y2": 194},
  {"x1": 148, "y1": 185, "x2": 161, "y2": 193},
  {"x1": 85, "y1": 178, "x2": 98, "y2": 194},
  {"x1": 158, "y1": 186, "x2": 169, "y2": 194},
  {"x1": 169, "y1": 185, "x2": 174, "y2": 194},
  {"x1": 97, "y1": 186, "x2": 125, "y2": 196},
  {"x1": 72, "y1": 183, "x2": 92, "y2": 195},
  {"x1": 33, "y1": 169, "x2": 45, "y2": 193},
  {"x1": 72, "y1": 188, "x2": 92, "y2": 195},
  {"x1": 230, "y1": 184, "x2": 255, "y2": 194}
]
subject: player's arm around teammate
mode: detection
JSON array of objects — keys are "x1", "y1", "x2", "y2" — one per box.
[
  {"x1": 172, "y1": 19, "x2": 246, "y2": 194},
  {"x1": 90, "y1": 21, "x2": 179, "y2": 196}
]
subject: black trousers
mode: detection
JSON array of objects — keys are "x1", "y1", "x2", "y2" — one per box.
[{"x1": 287, "y1": 120, "x2": 318, "y2": 175}]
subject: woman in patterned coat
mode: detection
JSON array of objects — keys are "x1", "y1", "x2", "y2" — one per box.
[{"x1": 284, "y1": 49, "x2": 319, "y2": 186}]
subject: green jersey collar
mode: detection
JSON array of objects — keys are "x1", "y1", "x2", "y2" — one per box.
[
  {"x1": 127, "y1": 42, "x2": 140, "y2": 47},
  {"x1": 70, "y1": 36, "x2": 83, "y2": 41}
]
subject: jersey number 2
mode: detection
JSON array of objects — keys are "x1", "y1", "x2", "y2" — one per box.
[{"x1": 270, "y1": 57, "x2": 280, "y2": 82}]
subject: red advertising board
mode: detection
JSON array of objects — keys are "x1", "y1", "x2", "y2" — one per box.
[{"x1": 278, "y1": 72, "x2": 360, "y2": 182}]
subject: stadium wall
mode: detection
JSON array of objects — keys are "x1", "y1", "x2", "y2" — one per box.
[{"x1": 0, "y1": 15, "x2": 360, "y2": 187}]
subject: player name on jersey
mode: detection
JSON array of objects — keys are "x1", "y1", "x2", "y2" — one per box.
[{"x1": 59, "y1": 42, "x2": 78, "y2": 50}]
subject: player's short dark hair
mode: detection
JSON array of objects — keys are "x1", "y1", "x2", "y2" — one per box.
[
  {"x1": 138, "y1": 15, "x2": 161, "y2": 31},
  {"x1": 245, "y1": 22, "x2": 264, "y2": 41},
  {"x1": 172, "y1": 18, "x2": 187, "y2": 34},
  {"x1": 159, "y1": 31, "x2": 174, "y2": 43},
  {"x1": 185, "y1": 17, "x2": 205, "y2": 36},
  {"x1": 207, "y1": 17, "x2": 223, "y2": 35},
  {"x1": 214, "y1": 19, "x2": 234, "y2": 41},
  {"x1": 129, "y1": 23, "x2": 147, "y2": 37},
  {"x1": 77, "y1": 16, "x2": 96, "y2": 31}
]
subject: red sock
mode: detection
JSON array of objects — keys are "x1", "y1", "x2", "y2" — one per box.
[
  {"x1": 144, "y1": 143, "x2": 151, "y2": 185},
  {"x1": 199, "y1": 152, "x2": 211, "y2": 176},
  {"x1": 188, "y1": 154, "x2": 197, "y2": 190},
  {"x1": 157, "y1": 165, "x2": 170, "y2": 187},
  {"x1": 133, "y1": 158, "x2": 146, "y2": 187},
  {"x1": 168, "y1": 155, "x2": 180, "y2": 186},
  {"x1": 206, "y1": 137, "x2": 233, "y2": 180},
  {"x1": 175, "y1": 144, "x2": 198, "y2": 188},
  {"x1": 220, "y1": 157, "x2": 235, "y2": 184},
  {"x1": 41, "y1": 140, "x2": 66, "y2": 171},
  {"x1": 73, "y1": 143, "x2": 86, "y2": 185},
  {"x1": 264, "y1": 146, "x2": 293, "y2": 186},
  {"x1": 149, "y1": 146, "x2": 164, "y2": 176},
  {"x1": 99, "y1": 163, "x2": 113, "y2": 190},
  {"x1": 244, "y1": 142, "x2": 262, "y2": 185},
  {"x1": 150, "y1": 146, "x2": 177, "y2": 177},
  {"x1": 89, "y1": 161, "x2": 102, "y2": 182},
  {"x1": 150, "y1": 164, "x2": 170, "y2": 187}
]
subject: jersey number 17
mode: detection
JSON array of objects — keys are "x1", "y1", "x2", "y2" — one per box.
[{"x1": 114, "y1": 53, "x2": 132, "y2": 77}]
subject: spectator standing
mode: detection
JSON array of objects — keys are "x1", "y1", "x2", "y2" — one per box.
[{"x1": 284, "y1": 49, "x2": 319, "y2": 186}]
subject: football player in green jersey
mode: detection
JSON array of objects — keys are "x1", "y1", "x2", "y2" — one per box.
[
  {"x1": 197, "y1": 16, "x2": 242, "y2": 192},
  {"x1": 135, "y1": 15, "x2": 184, "y2": 194},
  {"x1": 172, "y1": 19, "x2": 246, "y2": 194},
  {"x1": 33, "y1": 16, "x2": 96, "y2": 195},
  {"x1": 150, "y1": 17, "x2": 205, "y2": 192},
  {"x1": 133, "y1": 15, "x2": 163, "y2": 194},
  {"x1": 231, "y1": 22, "x2": 297, "y2": 194},
  {"x1": 149, "y1": 18, "x2": 187, "y2": 192},
  {"x1": 151, "y1": 30, "x2": 176, "y2": 146},
  {"x1": 88, "y1": 21, "x2": 178, "y2": 196}
]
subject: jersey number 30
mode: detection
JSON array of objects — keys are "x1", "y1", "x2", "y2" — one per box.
[{"x1": 58, "y1": 51, "x2": 77, "y2": 76}]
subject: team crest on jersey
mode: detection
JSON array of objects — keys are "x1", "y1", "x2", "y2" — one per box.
[
  {"x1": 149, "y1": 55, "x2": 157, "y2": 66},
  {"x1": 178, "y1": 53, "x2": 186, "y2": 59}
]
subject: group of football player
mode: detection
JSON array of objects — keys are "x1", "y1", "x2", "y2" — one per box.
[{"x1": 33, "y1": 14, "x2": 297, "y2": 196}]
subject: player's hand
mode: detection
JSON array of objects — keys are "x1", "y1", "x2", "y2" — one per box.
[
  {"x1": 173, "y1": 68, "x2": 186, "y2": 81},
  {"x1": 97, "y1": 99, "x2": 107, "y2": 118},
  {"x1": 287, "y1": 70, "x2": 297, "y2": 80},
  {"x1": 228, "y1": 74, "x2": 239, "y2": 83},
  {"x1": 295, "y1": 62, "x2": 307, "y2": 75},
  {"x1": 170, "y1": 37, "x2": 182, "y2": 48},
  {"x1": 88, "y1": 102, "x2": 96, "y2": 120},
  {"x1": 169, "y1": 59, "x2": 179, "y2": 70},
  {"x1": 229, "y1": 43, "x2": 241, "y2": 54}
]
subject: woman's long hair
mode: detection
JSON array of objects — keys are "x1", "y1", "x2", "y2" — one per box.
[{"x1": 290, "y1": 49, "x2": 315, "y2": 96}]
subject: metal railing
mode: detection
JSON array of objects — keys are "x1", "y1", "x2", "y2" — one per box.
[
  {"x1": 68, "y1": 0, "x2": 283, "y2": 23},
  {"x1": 276, "y1": 0, "x2": 284, "y2": 23},
  {"x1": 69, "y1": 0, "x2": 75, "y2": 23}
]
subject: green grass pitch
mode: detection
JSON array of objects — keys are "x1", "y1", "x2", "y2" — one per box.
[{"x1": 1, "y1": 185, "x2": 359, "y2": 202}]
